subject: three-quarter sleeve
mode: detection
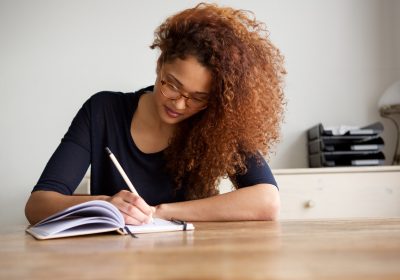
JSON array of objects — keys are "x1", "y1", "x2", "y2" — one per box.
[
  {"x1": 232, "y1": 153, "x2": 278, "y2": 189},
  {"x1": 32, "y1": 98, "x2": 92, "y2": 195}
]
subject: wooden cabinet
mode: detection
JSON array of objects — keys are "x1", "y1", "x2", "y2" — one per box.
[
  {"x1": 78, "y1": 166, "x2": 400, "y2": 220},
  {"x1": 273, "y1": 166, "x2": 400, "y2": 219}
]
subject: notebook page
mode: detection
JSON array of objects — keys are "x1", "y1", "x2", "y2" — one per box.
[{"x1": 126, "y1": 218, "x2": 195, "y2": 234}]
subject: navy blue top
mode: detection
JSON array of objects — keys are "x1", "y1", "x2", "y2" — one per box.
[{"x1": 32, "y1": 87, "x2": 277, "y2": 205}]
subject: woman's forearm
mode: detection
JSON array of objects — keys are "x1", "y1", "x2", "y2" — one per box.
[
  {"x1": 155, "y1": 184, "x2": 280, "y2": 222},
  {"x1": 26, "y1": 184, "x2": 279, "y2": 225},
  {"x1": 25, "y1": 190, "x2": 108, "y2": 225}
]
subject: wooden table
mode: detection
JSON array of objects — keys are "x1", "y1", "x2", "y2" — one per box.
[{"x1": 1, "y1": 219, "x2": 400, "y2": 279}]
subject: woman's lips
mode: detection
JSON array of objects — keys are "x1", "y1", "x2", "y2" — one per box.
[{"x1": 164, "y1": 106, "x2": 182, "y2": 118}]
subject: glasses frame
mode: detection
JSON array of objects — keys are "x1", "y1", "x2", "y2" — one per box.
[{"x1": 159, "y1": 78, "x2": 208, "y2": 110}]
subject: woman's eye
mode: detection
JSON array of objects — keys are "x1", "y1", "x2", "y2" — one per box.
[
  {"x1": 192, "y1": 95, "x2": 208, "y2": 102},
  {"x1": 192, "y1": 97, "x2": 204, "y2": 103},
  {"x1": 168, "y1": 83, "x2": 179, "y2": 92}
]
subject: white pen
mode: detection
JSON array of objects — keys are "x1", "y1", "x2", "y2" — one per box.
[
  {"x1": 105, "y1": 147, "x2": 154, "y2": 223},
  {"x1": 105, "y1": 147, "x2": 138, "y2": 195}
]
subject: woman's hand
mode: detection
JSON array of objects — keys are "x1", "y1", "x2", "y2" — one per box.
[{"x1": 106, "y1": 190, "x2": 155, "y2": 225}]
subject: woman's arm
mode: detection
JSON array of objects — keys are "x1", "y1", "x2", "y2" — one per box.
[
  {"x1": 25, "y1": 190, "x2": 154, "y2": 225},
  {"x1": 25, "y1": 191, "x2": 108, "y2": 225},
  {"x1": 154, "y1": 184, "x2": 280, "y2": 222}
]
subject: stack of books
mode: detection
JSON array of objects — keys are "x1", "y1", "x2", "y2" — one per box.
[{"x1": 307, "y1": 122, "x2": 385, "y2": 167}]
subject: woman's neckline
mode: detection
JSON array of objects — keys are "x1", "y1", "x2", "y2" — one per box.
[{"x1": 128, "y1": 90, "x2": 168, "y2": 156}]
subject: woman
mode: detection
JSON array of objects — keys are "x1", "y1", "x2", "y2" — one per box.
[{"x1": 25, "y1": 3, "x2": 285, "y2": 225}]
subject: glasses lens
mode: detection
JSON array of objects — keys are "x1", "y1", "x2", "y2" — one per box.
[
  {"x1": 161, "y1": 80, "x2": 208, "y2": 109},
  {"x1": 187, "y1": 98, "x2": 207, "y2": 109},
  {"x1": 161, "y1": 81, "x2": 179, "y2": 99}
]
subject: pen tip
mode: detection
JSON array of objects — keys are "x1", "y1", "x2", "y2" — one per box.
[{"x1": 105, "y1": 147, "x2": 112, "y2": 155}]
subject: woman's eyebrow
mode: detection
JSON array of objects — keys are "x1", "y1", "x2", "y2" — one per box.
[{"x1": 166, "y1": 73, "x2": 209, "y2": 95}]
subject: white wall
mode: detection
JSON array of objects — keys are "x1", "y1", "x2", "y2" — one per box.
[
  {"x1": 0, "y1": 0, "x2": 399, "y2": 226},
  {"x1": 273, "y1": 0, "x2": 399, "y2": 168},
  {"x1": 382, "y1": 0, "x2": 400, "y2": 165},
  {"x1": 395, "y1": 0, "x2": 400, "y2": 75}
]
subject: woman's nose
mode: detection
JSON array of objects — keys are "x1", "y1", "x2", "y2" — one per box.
[{"x1": 173, "y1": 95, "x2": 187, "y2": 110}]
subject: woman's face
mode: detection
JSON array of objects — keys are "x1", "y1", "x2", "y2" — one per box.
[{"x1": 153, "y1": 55, "x2": 212, "y2": 125}]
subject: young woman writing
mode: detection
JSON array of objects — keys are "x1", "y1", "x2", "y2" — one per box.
[{"x1": 25, "y1": 3, "x2": 285, "y2": 225}]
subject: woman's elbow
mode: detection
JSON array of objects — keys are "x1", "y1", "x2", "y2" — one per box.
[
  {"x1": 266, "y1": 195, "x2": 280, "y2": 221},
  {"x1": 25, "y1": 194, "x2": 36, "y2": 225},
  {"x1": 24, "y1": 190, "x2": 55, "y2": 225},
  {"x1": 257, "y1": 185, "x2": 280, "y2": 221}
]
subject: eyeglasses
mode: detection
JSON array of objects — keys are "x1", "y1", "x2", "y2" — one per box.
[{"x1": 160, "y1": 79, "x2": 209, "y2": 109}]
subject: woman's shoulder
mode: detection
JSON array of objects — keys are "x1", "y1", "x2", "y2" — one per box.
[
  {"x1": 89, "y1": 91, "x2": 133, "y2": 105},
  {"x1": 86, "y1": 86, "x2": 154, "y2": 110}
]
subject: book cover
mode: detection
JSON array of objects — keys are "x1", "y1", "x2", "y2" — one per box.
[{"x1": 26, "y1": 200, "x2": 194, "y2": 240}]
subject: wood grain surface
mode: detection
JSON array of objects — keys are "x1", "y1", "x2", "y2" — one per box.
[{"x1": 1, "y1": 219, "x2": 400, "y2": 279}]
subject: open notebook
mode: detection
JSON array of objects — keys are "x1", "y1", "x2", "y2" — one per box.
[{"x1": 26, "y1": 200, "x2": 194, "y2": 240}]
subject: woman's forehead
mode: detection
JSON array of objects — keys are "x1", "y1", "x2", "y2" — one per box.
[{"x1": 161, "y1": 56, "x2": 212, "y2": 94}]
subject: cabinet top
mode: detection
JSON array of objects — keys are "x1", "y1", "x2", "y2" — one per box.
[{"x1": 273, "y1": 165, "x2": 400, "y2": 175}]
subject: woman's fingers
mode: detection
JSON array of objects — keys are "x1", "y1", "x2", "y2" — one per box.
[
  {"x1": 121, "y1": 213, "x2": 145, "y2": 226},
  {"x1": 119, "y1": 201, "x2": 151, "y2": 224},
  {"x1": 121, "y1": 190, "x2": 153, "y2": 216},
  {"x1": 107, "y1": 190, "x2": 153, "y2": 225}
]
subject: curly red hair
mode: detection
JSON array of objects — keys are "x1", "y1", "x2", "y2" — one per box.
[{"x1": 150, "y1": 3, "x2": 286, "y2": 199}]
